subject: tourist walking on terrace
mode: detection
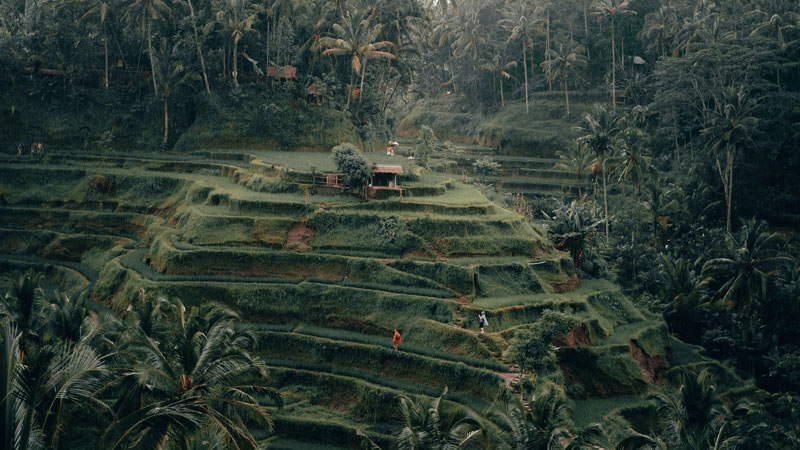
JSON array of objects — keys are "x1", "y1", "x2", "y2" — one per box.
[
  {"x1": 478, "y1": 311, "x2": 489, "y2": 334},
  {"x1": 393, "y1": 329, "x2": 402, "y2": 351}
]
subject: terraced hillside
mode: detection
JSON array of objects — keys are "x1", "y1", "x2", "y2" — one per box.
[{"x1": 0, "y1": 150, "x2": 712, "y2": 448}]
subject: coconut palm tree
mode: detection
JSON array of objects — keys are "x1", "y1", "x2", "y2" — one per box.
[
  {"x1": 577, "y1": 104, "x2": 621, "y2": 244},
  {"x1": 153, "y1": 38, "x2": 200, "y2": 145},
  {"x1": 394, "y1": 387, "x2": 483, "y2": 450},
  {"x1": 451, "y1": 4, "x2": 483, "y2": 62},
  {"x1": 489, "y1": 389, "x2": 603, "y2": 450},
  {"x1": 480, "y1": 52, "x2": 517, "y2": 107},
  {"x1": 748, "y1": 9, "x2": 799, "y2": 88},
  {"x1": 78, "y1": 0, "x2": 114, "y2": 89},
  {"x1": 592, "y1": 0, "x2": 636, "y2": 108},
  {"x1": 212, "y1": 0, "x2": 259, "y2": 88},
  {"x1": 609, "y1": 126, "x2": 653, "y2": 195},
  {"x1": 643, "y1": 180, "x2": 686, "y2": 246},
  {"x1": 318, "y1": 11, "x2": 395, "y2": 116},
  {"x1": 102, "y1": 297, "x2": 280, "y2": 449},
  {"x1": 500, "y1": 0, "x2": 542, "y2": 115},
  {"x1": 295, "y1": 0, "x2": 336, "y2": 81},
  {"x1": 0, "y1": 269, "x2": 46, "y2": 357},
  {"x1": 0, "y1": 321, "x2": 112, "y2": 450},
  {"x1": 122, "y1": 0, "x2": 171, "y2": 96},
  {"x1": 617, "y1": 369, "x2": 740, "y2": 450},
  {"x1": 554, "y1": 143, "x2": 592, "y2": 198},
  {"x1": 638, "y1": 5, "x2": 677, "y2": 58},
  {"x1": 701, "y1": 218, "x2": 791, "y2": 316},
  {"x1": 540, "y1": 37, "x2": 587, "y2": 117},
  {"x1": 700, "y1": 85, "x2": 759, "y2": 232},
  {"x1": 185, "y1": 0, "x2": 211, "y2": 93}
]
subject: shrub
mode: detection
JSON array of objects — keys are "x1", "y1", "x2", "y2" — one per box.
[{"x1": 331, "y1": 143, "x2": 370, "y2": 191}]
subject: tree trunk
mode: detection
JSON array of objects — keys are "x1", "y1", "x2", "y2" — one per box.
[
  {"x1": 222, "y1": 45, "x2": 227, "y2": 81},
  {"x1": 358, "y1": 56, "x2": 368, "y2": 104},
  {"x1": 546, "y1": 8, "x2": 552, "y2": 91},
  {"x1": 233, "y1": 36, "x2": 239, "y2": 88},
  {"x1": 564, "y1": 76, "x2": 570, "y2": 117},
  {"x1": 187, "y1": 0, "x2": 211, "y2": 94},
  {"x1": 523, "y1": 40, "x2": 529, "y2": 115},
  {"x1": 343, "y1": 69, "x2": 354, "y2": 117},
  {"x1": 602, "y1": 155, "x2": 609, "y2": 244},
  {"x1": 500, "y1": 76, "x2": 505, "y2": 106},
  {"x1": 611, "y1": 14, "x2": 616, "y2": 108},
  {"x1": 104, "y1": 36, "x2": 109, "y2": 89},
  {"x1": 727, "y1": 149, "x2": 734, "y2": 232},
  {"x1": 163, "y1": 96, "x2": 169, "y2": 145},
  {"x1": 584, "y1": 1, "x2": 590, "y2": 60},
  {"x1": 147, "y1": 19, "x2": 159, "y2": 96}
]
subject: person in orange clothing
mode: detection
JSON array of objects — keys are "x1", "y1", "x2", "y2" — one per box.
[{"x1": 392, "y1": 329, "x2": 402, "y2": 351}]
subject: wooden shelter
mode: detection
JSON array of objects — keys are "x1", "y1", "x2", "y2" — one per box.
[{"x1": 368, "y1": 165, "x2": 403, "y2": 198}]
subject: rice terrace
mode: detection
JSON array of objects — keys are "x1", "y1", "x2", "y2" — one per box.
[{"x1": 2, "y1": 0, "x2": 800, "y2": 449}]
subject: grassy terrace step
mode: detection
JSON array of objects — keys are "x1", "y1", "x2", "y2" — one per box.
[
  {"x1": 0, "y1": 206, "x2": 151, "y2": 237},
  {"x1": 255, "y1": 331, "x2": 505, "y2": 400},
  {"x1": 265, "y1": 362, "x2": 492, "y2": 414},
  {"x1": 0, "y1": 253, "x2": 98, "y2": 284},
  {"x1": 0, "y1": 149, "x2": 249, "y2": 166},
  {"x1": 149, "y1": 237, "x2": 458, "y2": 296},
  {"x1": 174, "y1": 206, "x2": 298, "y2": 246},
  {"x1": 0, "y1": 228, "x2": 133, "y2": 270},
  {"x1": 509, "y1": 167, "x2": 580, "y2": 179},
  {"x1": 121, "y1": 248, "x2": 457, "y2": 298},
  {"x1": 484, "y1": 175, "x2": 581, "y2": 187},
  {"x1": 448, "y1": 154, "x2": 561, "y2": 168},
  {"x1": 261, "y1": 366, "x2": 498, "y2": 448},
  {"x1": 99, "y1": 255, "x2": 457, "y2": 331},
  {"x1": 252, "y1": 323, "x2": 508, "y2": 371}
]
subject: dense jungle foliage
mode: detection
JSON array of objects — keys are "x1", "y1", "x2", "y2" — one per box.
[{"x1": 3, "y1": 0, "x2": 800, "y2": 448}]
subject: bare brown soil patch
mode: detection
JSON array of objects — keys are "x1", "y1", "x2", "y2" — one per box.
[{"x1": 284, "y1": 223, "x2": 315, "y2": 247}]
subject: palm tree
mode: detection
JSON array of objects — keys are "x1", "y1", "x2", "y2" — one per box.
[
  {"x1": 643, "y1": 180, "x2": 685, "y2": 245},
  {"x1": 486, "y1": 393, "x2": 530, "y2": 449},
  {"x1": 480, "y1": 52, "x2": 517, "y2": 107},
  {"x1": 577, "y1": 104, "x2": 621, "y2": 244},
  {"x1": 526, "y1": 390, "x2": 572, "y2": 449},
  {"x1": 535, "y1": 0, "x2": 554, "y2": 90},
  {"x1": 701, "y1": 218, "x2": 791, "y2": 316},
  {"x1": 0, "y1": 322, "x2": 112, "y2": 450},
  {"x1": 78, "y1": 0, "x2": 113, "y2": 89},
  {"x1": 213, "y1": 0, "x2": 259, "y2": 88},
  {"x1": 609, "y1": 126, "x2": 653, "y2": 195},
  {"x1": 0, "y1": 269, "x2": 46, "y2": 357},
  {"x1": 394, "y1": 387, "x2": 483, "y2": 450},
  {"x1": 185, "y1": 0, "x2": 211, "y2": 93},
  {"x1": 554, "y1": 143, "x2": 592, "y2": 198},
  {"x1": 638, "y1": 5, "x2": 676, "y2": 58},
  {"x1": 700, "y1": 86, "x2": 759, "y2": 232},
  {"x1": 122, "y1": 0, "x2": 171, "y2": 96},
  {"x1": 295, "y1": 0, "x2": 336, "y2": 81},
  {"x1": 617, "y1": 369, "x2": 739, "y2": 450},
  {"x1": 500, "y1": 0, "x2": 542, "y2": 115},
  {"x1": 592, "y1": 0, "x2": 636, "y2": 108},
  {"x1": 153, "y1": 38, "x2": 200, "y2": 144},
  {"x1": 543, "y1": 199, "x2": 604, "y2": 268},
  {"x1": 451, "y1": 4, "x2": 483, "y2": 62},
  {"x1": 540, "y1": 38, "x2": 587, "y2": 117},
  {"x1": 318, "y1": 11, "x2": 395, "y2": 116},
  {"x1": 489, "y1": 389, "x2": 602, "y2": 450},
  {"x1": 748, "y1": 9, "x2": 799, "y2": 88},
  {"x1": 102, "y1": 298, "x2": 280, "y2": 449}
]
